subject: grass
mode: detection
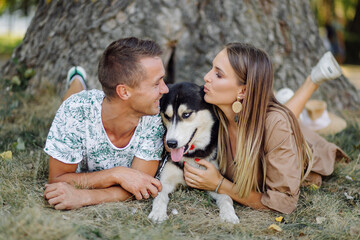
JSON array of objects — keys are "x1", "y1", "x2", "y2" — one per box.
[{"x1": 0, "y1": 79, "x2": 359, "y2": 239}]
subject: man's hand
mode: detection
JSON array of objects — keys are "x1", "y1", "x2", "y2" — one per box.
[
  {"x1": 44, "y1": 182, "x2": 90, "y2": 210},
  {"x1": 114, "y1": 168, "x2": 162, "y2": 200}
]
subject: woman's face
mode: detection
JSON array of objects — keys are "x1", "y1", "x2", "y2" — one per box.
[{"x1": 203, "y1": 49, "x2": 243, "y2": 108}]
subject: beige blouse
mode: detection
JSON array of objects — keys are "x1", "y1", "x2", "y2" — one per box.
[{"x1": 224, "y1": 107, "x2": 349, "y2": 214}]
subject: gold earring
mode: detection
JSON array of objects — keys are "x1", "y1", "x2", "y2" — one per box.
[{"x1": 232, "y1": 96, "x2": 242, "y2": 113}]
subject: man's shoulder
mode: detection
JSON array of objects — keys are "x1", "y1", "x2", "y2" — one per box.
[
  {"x1": 138, "y1": 113, "x2": 164, "y2": 133},
  {"x1": 65, "y1": 89, "x2": 104, "y2": 105},
  {"x1": 140, "y1": 113, "x2": 162, "y2": 125},
  {"x1": 56, "y1": 89, "x2": 104, "y2": 122}
]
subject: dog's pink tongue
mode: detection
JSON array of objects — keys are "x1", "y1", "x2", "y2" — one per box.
[{"x1": 171, "y1": 147, "x2": 185, "y2": 162}]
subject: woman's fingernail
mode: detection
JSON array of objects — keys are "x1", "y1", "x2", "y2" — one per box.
[{"x1": 195, "y1": 158, "x2": 200, "y2": 162}]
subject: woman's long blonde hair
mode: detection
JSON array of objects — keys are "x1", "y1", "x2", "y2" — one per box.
[{"x1": 216, "y1": 43, "x2": 313, "y2": 198}]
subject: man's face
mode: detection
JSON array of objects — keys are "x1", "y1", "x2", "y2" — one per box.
[{"x1": 128, "y1": 56, "x2": 169, "y2": 116}]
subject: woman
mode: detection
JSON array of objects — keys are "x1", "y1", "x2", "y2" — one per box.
[{"x1": 183, "y1": 43, "x2": 349, "y2": 214}]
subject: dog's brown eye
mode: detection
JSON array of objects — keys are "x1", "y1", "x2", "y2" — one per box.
[{"x1": 182, "y1": 112, "x2": 192, "y2": 119}]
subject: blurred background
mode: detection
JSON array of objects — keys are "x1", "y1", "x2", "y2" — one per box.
[
  {"x1": 0, "y1": 0, "x2": 359, "y2": 88},
  {"x1": 0, "y1": 0, "x2": 36, "y2": 66},
  {"x1": 310, "y1": 0, "x2": 360, "y2": 89}
]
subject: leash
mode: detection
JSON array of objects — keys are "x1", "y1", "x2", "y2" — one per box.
[{"x1": 155, "y1": 153, "x2": 169, "y2": 180}]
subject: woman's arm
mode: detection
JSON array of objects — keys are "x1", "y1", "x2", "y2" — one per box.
[
  {"x1": 216, "y1": 176, "x2": 269, "y2": 210},
  {"x1": 183, "y1": 159, "x2": 269, "y2": 210}
]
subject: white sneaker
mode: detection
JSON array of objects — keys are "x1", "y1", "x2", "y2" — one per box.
[
  {"x1": 66, "y1": 66, "x2": 87, "y2": 90},
  {"x1": 310, "y1": 52, "x2": 342, "y2": 85},
  {"x1": 275, "y1": 87, "x2": 294, "y2": 104}
]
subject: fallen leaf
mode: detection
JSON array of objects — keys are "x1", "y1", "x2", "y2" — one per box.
[
  {"x1": 171, "y1": 208, "x2": 178, "y2": 215},
  {"x1": 268, "y1": 224, "x2": 282, "y2": 232},
  {"x1": 344, "y1": 192, "x2": 354, "y2": 200},
  {"x1": 316, "y1": 217, "x2": 326, "y2": 224},
  {"x1": 345, "y1": 175, "x2": 353, "y2": 181},
  {"x1": 309, "y1": 184, "x2": 319, "y2": 191},
  {"x1": 11, "y1": 76, "x2": 21, "y2": 86},
  {"x1": 26, "y1": 163, "x2": 33, "y2": 169},
  {"x1": 275, "y1": 216, "x2": 284, "y2": 223},
  {"x1": 350, "y1": 226, "x2": 359, "y2": 236},
  {"x1": 0, "y1": 151, "x2": 12, "y2": 160},
  {"x1": 16, "y1": 137, "x2": 25, "y2": 150}
]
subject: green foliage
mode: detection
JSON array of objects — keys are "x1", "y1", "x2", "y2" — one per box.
[
  {"x1": 0, "y1": 61, "x2": 55, "y2": 153},
  {"x1": 0, "y1": 0, "x2": 40, "y2": 16},
  {"x1": 0, "y1": 34, "x2": 23, "y2": 55},
  {"x1": 1, "y1": 58, "x2": 35, "y2": 92},
  {"x1": 0, "y1": 59, "x2": 36, "y2": 140},
  {"x1": 310, "y1": 0, "x2": 360, "y2": 64},
  {"x1": 310, "y1": 0, "x2": 358, "y2": 26}
]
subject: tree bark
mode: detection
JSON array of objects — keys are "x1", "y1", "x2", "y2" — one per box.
[{"x1": 1, "y1": 0, "x2": 359, "y2": 111}]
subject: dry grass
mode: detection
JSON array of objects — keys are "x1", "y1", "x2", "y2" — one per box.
[{"x1": 0, "y1": 85, "x2": 359, "y2": 240}]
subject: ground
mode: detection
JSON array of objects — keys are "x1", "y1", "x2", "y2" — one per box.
[{"x1": 0, "y1": 60, "x2": 359, "y2": 239}]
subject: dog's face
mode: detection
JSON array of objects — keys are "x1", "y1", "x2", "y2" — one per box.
[{"x1": 160, "y1": 82, "x2": 217, "y2": 162}]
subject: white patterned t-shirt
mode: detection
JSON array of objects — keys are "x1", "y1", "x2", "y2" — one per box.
[{"x1": 44, "y1": 89, "x2": 165, "y2": 172}]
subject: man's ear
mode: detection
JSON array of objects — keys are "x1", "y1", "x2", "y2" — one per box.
[
  {"x1": 238, "y1": 85, "x2": 246, "y2": 100},
  {"x1": 115, "y1": 84, "x2": 131, "y2": 100}
]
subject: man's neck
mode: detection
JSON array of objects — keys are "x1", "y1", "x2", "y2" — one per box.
[{"x1": 101, "y1": 97, "x2": 140, "y2": 148}]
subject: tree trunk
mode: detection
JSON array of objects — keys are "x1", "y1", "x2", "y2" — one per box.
[{"x1": 1, "y1": 0, "x2": 359, "y2": 111}]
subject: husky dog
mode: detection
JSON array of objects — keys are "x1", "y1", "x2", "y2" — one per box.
[{"x1": 148, "y1": 82, "x2": 239, "y2": 224}]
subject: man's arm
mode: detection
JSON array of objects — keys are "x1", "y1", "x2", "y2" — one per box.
[
  {"x1": 48, "y1": 156, "x2": 123, "y2": 188},
  {"x1": 44, "y1": 156, "x2": 161, "y2": 209},
  {"x1": 44, "y1": 183, "x2": 132, "y2": 210},
  {"x1": 48, "y1": 157, "x2": 161, "y2": 193}
]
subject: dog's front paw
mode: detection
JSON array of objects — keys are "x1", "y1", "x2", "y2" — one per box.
[
  {"x1": 148, "y1": 210, "x2": 168, "y2": 223},
  {"x1": 220, "y1": 212, "x2": 240, "y2": 224}
]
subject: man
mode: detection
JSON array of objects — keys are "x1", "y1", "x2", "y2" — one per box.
[{"x1": 43, "y1": 37, "x2": 169, "y2": 210}]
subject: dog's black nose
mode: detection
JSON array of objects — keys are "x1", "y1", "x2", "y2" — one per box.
[{"x1": 167, "y1": 140, "x2": 178, "y2": 149}]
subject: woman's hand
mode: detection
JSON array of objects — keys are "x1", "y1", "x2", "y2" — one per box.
[{"x1": 183, "y1": 159, "x2": 223, "y2": 191}]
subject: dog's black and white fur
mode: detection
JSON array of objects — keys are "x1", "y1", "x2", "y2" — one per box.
[{"x1": 148, "y1": 82, "x2": 239, "y2": 224}]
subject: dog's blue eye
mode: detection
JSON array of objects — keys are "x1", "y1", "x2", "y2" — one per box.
[{"x1": 182, "y1": 112, "x2": 192, "y2": 119}]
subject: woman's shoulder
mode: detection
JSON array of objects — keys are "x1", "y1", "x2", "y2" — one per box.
[
  {"x1": 265, "y1": 107, "x2": 292, "y2": 131},
  {"x1": 264, "y1": 107, "x2": 295, "y2": 152}
]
